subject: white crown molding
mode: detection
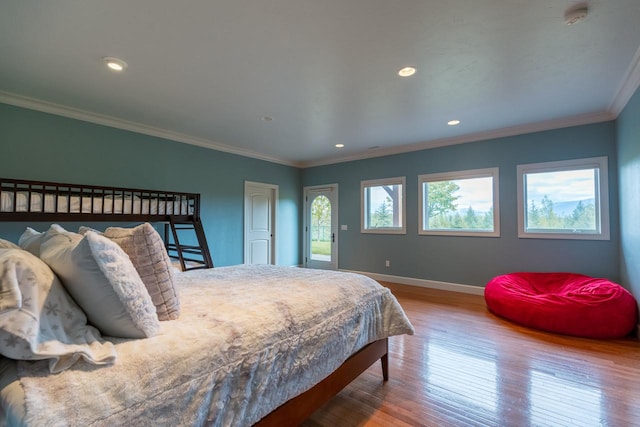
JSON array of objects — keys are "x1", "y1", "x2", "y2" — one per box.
[
  {"x1": 341, "y1": 269, "x2": 485, "y2": 296},
  {"x1": 0, "y1": 91, "x2": 298, "y2": 167},
  {"x1": 609, "y1": 44, "x2": 640, "y2": 116},
  {"x1": 301, "y1": 110, "x2": 615, "y2": 168}
]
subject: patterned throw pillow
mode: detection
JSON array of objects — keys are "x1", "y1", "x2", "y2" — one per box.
[
  {"x1": 104, "y1": 223, "x2": 180, "y2": 321},
  {"x1": 0, "y1": 248, "x2": 117, "y2": 373}
]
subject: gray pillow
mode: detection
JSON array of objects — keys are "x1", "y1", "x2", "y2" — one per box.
[
  {"x1": 104, "y1": 223, "x2": 180, "y2": 321},
  {"x1": 39, "y1": 229, "x2": 160, "y2": 339}
]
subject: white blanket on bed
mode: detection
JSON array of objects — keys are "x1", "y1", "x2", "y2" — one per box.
[{"x1": 16, "y1": 265, "x2": 414, "y2": 427}]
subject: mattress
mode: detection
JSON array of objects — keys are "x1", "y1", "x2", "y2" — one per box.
[
  {"x1": 0, "y1": 265, "x2": 414, "y2": 427},
  {"x1": 0, "y1": 191, "x2": 192, "y2": 215}
]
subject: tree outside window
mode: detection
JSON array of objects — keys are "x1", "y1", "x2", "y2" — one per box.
[
  {"x1": 361, "y1": 177, "x2": 406, "y2": 234},
  {"x1": 310, "y1": 195, "x2": 331, "y2": 258},
  {"x1": 419, "y1": 168, "x2": 500, "y2": 237},
  {"x1": 517, "y1": 157, "x2": 609, "y2": 240}
]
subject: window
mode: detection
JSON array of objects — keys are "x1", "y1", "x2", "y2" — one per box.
[
  {"x1": 517, "y1": 156, "x2": 609, "y2": 240},
  {"x1": 419, "y1": 168, "x2": 500, "y2": 237},
  {"x1": 361, "y1": 177, "x2": 406, "y2": 234},
  {"x1": 309, "y1": 195, "x2": 332, "y2": 261}
]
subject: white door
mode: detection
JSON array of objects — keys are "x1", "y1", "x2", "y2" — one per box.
[
  {"x1": 244, "y1": 182, "x2": 278, "y2": 265},
  {"x1": 304, "y1": 184, "x2": 338, "y2": 270}
]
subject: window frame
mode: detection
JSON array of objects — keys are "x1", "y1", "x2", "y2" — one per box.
[
  {"x1": 360, "y1": 176, "x2": 407, "y2": 235},
  {"x1": 418, "y1": 167, "x2": 500, "y2": 237},
  {"x1": 516, "y1": 156, "x2": 610, "y2": 240}
]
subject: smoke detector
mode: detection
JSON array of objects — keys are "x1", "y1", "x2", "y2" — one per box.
[{"x1": 564, "y1": 5, "x2": 589, "y2": 25}]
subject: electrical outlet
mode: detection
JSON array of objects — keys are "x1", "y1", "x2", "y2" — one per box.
[{"x1": 385, "y1": 260, "x2": 390, "y2": 267}]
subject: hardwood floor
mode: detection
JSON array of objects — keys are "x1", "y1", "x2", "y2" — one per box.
[{"x1": 302, "y1": 282, "x2": 640, "y2": 427}]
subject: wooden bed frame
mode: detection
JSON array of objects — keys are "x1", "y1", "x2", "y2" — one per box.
[
  {"x1": 256, "y1": 338, "x2": 389, "y2": 426},
  {"x1": 0, "y1": 177, "x2": 391, "y2": 426}
]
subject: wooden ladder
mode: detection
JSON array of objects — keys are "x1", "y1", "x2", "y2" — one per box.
[{"x1": 165, "y1": 216, "x2": 214, "y2": 271}]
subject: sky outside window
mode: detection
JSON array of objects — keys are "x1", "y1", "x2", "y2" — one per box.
[
  {"x1": 517, "y1": 157, "x2": 609, "y2": 240},
  {"x1": 525, "y1": 169, "x2": 596, "y2": 205},
  {"x1": 446, "y1": 176, "x2": 493, "y2": 213}
]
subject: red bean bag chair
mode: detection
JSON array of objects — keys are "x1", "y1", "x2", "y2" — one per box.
[{"x1": 485, "y1": 272, "x2": 638, "y2": 339}]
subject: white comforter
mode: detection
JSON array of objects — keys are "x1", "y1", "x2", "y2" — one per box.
[{"x1": 14, "y1": 265, "x2": 414, "y2": 426}]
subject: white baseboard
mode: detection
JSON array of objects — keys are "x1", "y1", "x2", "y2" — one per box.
[{"x1": 341, "y1": 269, "x2": 485, "y2": 296}]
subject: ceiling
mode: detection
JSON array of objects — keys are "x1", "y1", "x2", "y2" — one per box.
[{"x1": 1, "y1": 1, "x2": 640, "y2": 167}]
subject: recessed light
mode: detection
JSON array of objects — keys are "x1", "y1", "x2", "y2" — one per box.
[
  {"x1": 335, "y1": 144, "x2": 345, "y2": 148},
  {"x1": 447, "y1": 119, "x2": 461, "y2": 126},
  {"x1": 398, "y1": 66, "x2": 416, "y2": 77},
  {"x1": 103, "y1": 57, "x2": 127, "y2": 72}
]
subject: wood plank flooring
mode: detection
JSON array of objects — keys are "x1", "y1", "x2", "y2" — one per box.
[{"x1": 302, "y1": 282, "x2": 640, "y2": 427}]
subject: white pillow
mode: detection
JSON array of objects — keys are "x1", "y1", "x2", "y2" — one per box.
[
  {"x1": 18, "y1": 224, "x2": 67, "y2": 256},
  {"x1": 39, "y1": 229, "x2": 160, "y2": 339},
  {"x1": 0, "y1": 248, "x2": 117, "y2": 373},
  {"x1": 18, "y1": 227, "x2": 45, "y2": 255}
]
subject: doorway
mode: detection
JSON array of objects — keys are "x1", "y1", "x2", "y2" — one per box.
[
  {"x1": 244, "y1": 181, "x2": 278, "y2": 265},
  {"x1": 304, "y1": 184, "x2": 338, "y2": 270}
]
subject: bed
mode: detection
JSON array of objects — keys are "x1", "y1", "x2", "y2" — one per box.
[{"x1": 0, "y1": 178, "x2": 415, "y2": 426}]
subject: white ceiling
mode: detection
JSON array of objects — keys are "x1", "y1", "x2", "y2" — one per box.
[{"x1": 1, "y1": 1, "x2": 640, "y2": 167}]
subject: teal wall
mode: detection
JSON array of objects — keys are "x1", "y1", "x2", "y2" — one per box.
[
  {"x1": 303, "y1": 122, "x2": 620, "y2": 287},
  {"x1": 1, "y1": 101, "x2": 627, "y2": 290},
  {"x1": 0, "y1": 103, "x2": 302, "y2": 267},
  {"x1": 617, "y1": 87, "x2": 640, "y2": 305}
]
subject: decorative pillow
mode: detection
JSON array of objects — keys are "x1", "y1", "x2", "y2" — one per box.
[
  {"x1": 18, "y1": 224, "x2": 67, "y2": 256},
  {"x1": 18, "y1": 227, "x2": 45, "y2": 255},
  {"x1": 0, "y1": 248, "x2": 117, "y2": 373},
  {"x1": 0, "y1": 238, "x2": 20, "y2": 250},
  {"x1": 39, "y1": 229, "x2": 160, "y2": 338},
  {"x1": 104, "y1": 223, "x2": 180, "y2": 321},
  {"x1": 78, "y1": 225, "x2": 102, "y2": 235}
]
